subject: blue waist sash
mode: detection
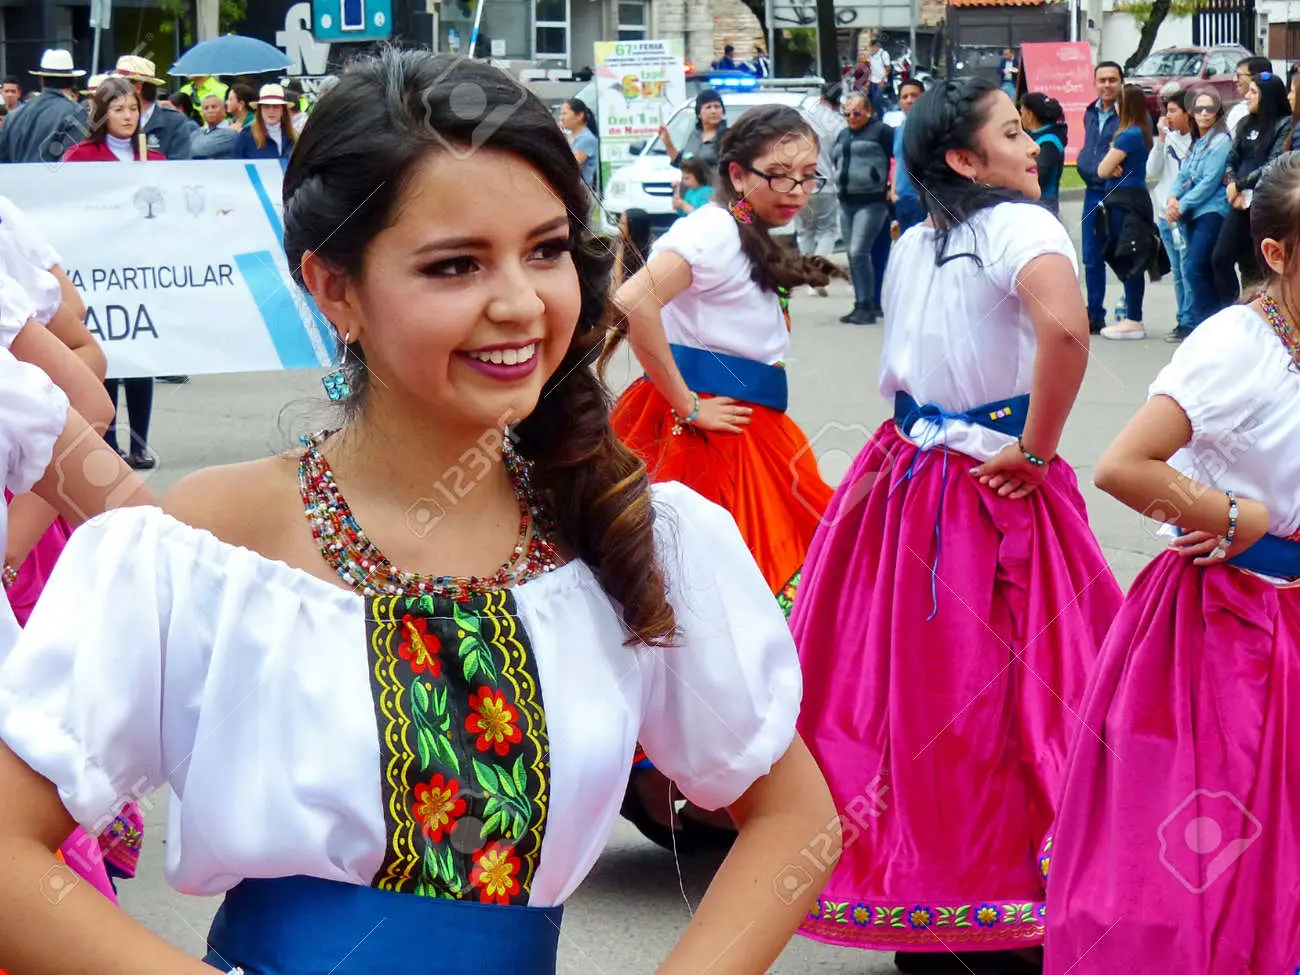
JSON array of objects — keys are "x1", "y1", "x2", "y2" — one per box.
[
  {"x1": 669, "y1": 343, "x2": 788, "y2": 413},
  {"x1": 1229, "y1": 533, "x2": 1300, "y2": 579},
  {"x1": 893, "y1": 391, "x2": 1031, "y2": 441},
  {"x1": 203, "y1": 876, "x2": 563, "y2": 975}
]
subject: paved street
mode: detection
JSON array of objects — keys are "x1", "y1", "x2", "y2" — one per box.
[{"x1": 115, "y1": 196, "x2": 1176, "y2": 972}]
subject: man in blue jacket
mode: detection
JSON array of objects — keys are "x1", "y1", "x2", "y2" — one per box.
[{"x1": 1075, "y1": 61, "x2": 1123, "y2": 333}]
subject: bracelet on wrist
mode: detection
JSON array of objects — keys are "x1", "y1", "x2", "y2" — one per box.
[
  {"x1": 1211, "y1": 491, "x2": 1239, "y2": 559},
  {"x1": 1017, "y1": 438, "x2": 1049, "y2": 468},
  {"x1": 671, "y1": 392, "x2": 701, "y2": 435},
  {"x1": 2, "y1": 564, "x2": 16, "y2": 590}
]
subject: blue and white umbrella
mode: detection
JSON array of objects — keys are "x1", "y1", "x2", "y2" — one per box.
[{"x1": 170, "y1": 34, "x2": 293, "y2": 77}]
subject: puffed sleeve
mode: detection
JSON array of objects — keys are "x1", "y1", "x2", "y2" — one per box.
[
  {"x1": 0, "y1": 267, "x2": 37, "y2": 349},
  {"x1": 0, "y1": 196, "x2": 62, "y2": 268},
  {"x1": 650, "y1": 204, "x2": 743, "y2": 292},
  {"x1": 637, "y1": 482, "x2": 801, "y2": 810},
  {"x1": 1148, "y1": 306, "x2": 1277, "y2": 439},
  {"x1": 987, "y1": 202, "x2": 1078, "y2": 293},
  {"x1": 0, "y1": 507, "x2": 175, "y2": 832},
  {"x1": 0, "y1": 234, "x2": 61, "y2": 326},
  {"x1": 0, "y1": 346, "x2": 68, "y2": 496}
]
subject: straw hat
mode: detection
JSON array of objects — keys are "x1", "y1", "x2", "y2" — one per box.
[
  {"x1": 252, "y1": 83, "x2": 289, "y2": 107},
  {"x1": 31, "y1": 49, "x2": 86, "y2": 78},
  {"x1": 82, "y1": 73, "x2": 109, "y2": 96},
  {"x1": 115, "y1": 55, "x2": 165, "y2": 87}
]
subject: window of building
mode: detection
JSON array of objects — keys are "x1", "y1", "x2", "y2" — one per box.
[
  {"x1": 617, "y1": 0, "x2": 648, "y2": 41},
  {"x1": 535, "y1": 0, "x2": 568, "y2": 61}
]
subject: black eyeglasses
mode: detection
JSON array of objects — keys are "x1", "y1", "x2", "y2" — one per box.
[{"x1": 745, "y1": 164, "x2": 828, "y2": 194}]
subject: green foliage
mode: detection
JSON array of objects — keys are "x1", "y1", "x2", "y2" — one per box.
[
  {"x1": 784, "y1": 29, "x2": 817, "y2": 56},
  {"x1": 1116, "y1": 0, "x2": 1202, "y2": 22},
  {"x1": 157, "y1": 0, "x2": 248, "y2": 46}
]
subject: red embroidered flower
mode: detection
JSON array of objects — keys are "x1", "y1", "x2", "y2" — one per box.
[
  {"x1": 398, "y1": 615, "x2": 441, "y2": 677},
  {"x1": 469, "y1": 840, "x2": 522, "y2": 904},
  {"x1": 411, "y1": 774, "x2": 465, "y2": 843},
  {"x1": 465, "y1": 687, "x2": 522, "y2": 756}
]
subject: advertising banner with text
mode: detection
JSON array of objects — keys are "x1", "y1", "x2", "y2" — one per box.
[
  {"x1": 593, "y1": 40, "x2": 687, "y2": 187},
  {"x1": 4, "y1": 159, "x2": 335, "y2": 379},
  {"x1": 1019, "y1": 42, "x2": 1096, "y2": 165}
]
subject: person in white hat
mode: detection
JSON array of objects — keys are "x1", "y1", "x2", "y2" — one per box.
[
  {"x1": 0, "y1": 49, "x2": 88, "y2": 163},
  {"x1": 114, "y1": 54, "x2": 194, "y2": 159},
  {"x1": 234, "y1": 83, "x2": 297, "y2": 161}
]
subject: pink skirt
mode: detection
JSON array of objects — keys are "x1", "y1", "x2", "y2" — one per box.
[
  {"x1": 5, "y1": 498, "x2": 139, "y2": 898},
  {"x1": 792, "y1": 421, "x2": 1120, "y2": 952},
  {"x1": 1044, "y1": 549, "x2": 1300, "y2": 974}
]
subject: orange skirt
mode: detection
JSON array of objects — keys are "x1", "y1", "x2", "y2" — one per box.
[{"x1": 612, "y1": 377, "x2": 832, "y2": 594}]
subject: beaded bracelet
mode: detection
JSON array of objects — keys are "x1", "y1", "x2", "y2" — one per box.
[
  {"x1": 1018, "y1": 438, "x2": 1049, "y2": 467},
  {"x1": 671, "y1": 392, "x2": 701, "y2": 436},
  {"x1": 1213, "y1": 491, "x2": 1239, "y2": 558},
  {"x1": 1, "y1": 564, "x2": 16, "y2": 590}
]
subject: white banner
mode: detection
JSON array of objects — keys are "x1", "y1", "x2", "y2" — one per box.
[
  {"x1": 3, "y1": 160, "x2": 335, "y2": 379},
  {"x1": 593, "y1": 40, "x2": 687, "y2": 186}
]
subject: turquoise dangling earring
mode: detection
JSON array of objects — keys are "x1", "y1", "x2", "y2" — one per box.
[{"x1": 322, "y1": 330, "x2": 351, "y2": 401}]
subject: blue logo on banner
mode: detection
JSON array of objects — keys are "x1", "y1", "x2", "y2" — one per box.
[
  {"x1": 234, "y1": 164, "x2": 334, "y2": 369},
  {"x1": 312, "y1": 0, "x2": 392, "y2": 41}
]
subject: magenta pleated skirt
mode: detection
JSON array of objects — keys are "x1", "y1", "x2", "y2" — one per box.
[
  {"x1": 1045, "y1": 549, "x2": 1300, "y2": 974},
  {"x1": 792, "y1": 420, "x2": 1121, "y2": 953}
]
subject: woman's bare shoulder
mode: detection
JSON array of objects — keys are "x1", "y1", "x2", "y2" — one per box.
[{"x1": 162, "y1": 454, "x2": 302, "y2": 555}]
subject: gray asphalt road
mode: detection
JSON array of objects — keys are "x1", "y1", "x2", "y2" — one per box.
[{"x1": 114, "y1": 196, "x2": 1174, "y2": 972}]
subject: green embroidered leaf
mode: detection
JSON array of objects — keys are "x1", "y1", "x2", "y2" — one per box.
[
  {"x1": 511, "y1": 755, "x2": 528, "y2": 794},
  {"x1": 510, "y1": 808, "x2": 528, "y2": 840},
  {"x1": 421, "y1": 844, "x2": 440, "y2": 885},
  {"x1": 872, "y1": 907, "x2": 887, "y2": 926},
  {"x1": 483, "y1": 809, "x2": 506, "y2": 838},
  {"x1": 437, "y1": 845, "x2": 459, "y2": 887},
  {"x1": 495, "y1": 761, "x2": 521, "y2": 799},
  {"x1": 457, "y1": 634, "x2": 499, "y2": 683},
  {"x1": 889, "y1": 906, "x2": 904, "y2": 928},
  {"x1": 473, "y1": 757, "x2": 501, "y2": 796},
  {"x1": 417, "y1": 594, "x2": 437, "y2": 616},
  {"x1": 430, "y1": 731, "x2": 460, "y2": 775},
  {"x1": 410, "y1": 678, "x2": 430, "y2": 714},
  {"x1": 1019, "y1": 904, "x2": 1035, "y2": 924},
  {"x1": 955, "y1": 905, "x2": 972, "y2": 928},
  {"x1": 935, "y1": 907, "x2": 952, "y2": 926},
  {"x1": 827, "y1": 901, "x2": 848, "y2": 924},
  {"x1": 416, "y1": 727, "x2": 434, "y2": 770},
  {"x1": 432, "y1": 683, "x2": 448, "y2": 714},
  {"x1": 452, "y1": 602, "x2": 482, "y2": 634}
]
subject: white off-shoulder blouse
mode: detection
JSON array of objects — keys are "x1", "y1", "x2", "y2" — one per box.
[{"x1": 0, "y1": 482, "x2": 801, "y2": 907}]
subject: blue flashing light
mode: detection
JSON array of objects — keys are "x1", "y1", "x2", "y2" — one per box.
[{"x1": 708, "y1": 71, "x2": 759, "y2": 90}]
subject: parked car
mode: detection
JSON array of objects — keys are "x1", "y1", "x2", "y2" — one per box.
[
  {"x1": 597, "y1": 83, "x2": 829, "y2": 238},
  {"x1": 1128, "y1": 45, "x2": 1251, "y2": 120}
]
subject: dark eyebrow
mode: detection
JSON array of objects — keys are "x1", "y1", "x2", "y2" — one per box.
[{"x1": 414, "y1": 216, "x2": 570, "y2": 254}]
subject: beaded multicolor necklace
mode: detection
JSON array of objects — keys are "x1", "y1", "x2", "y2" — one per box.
[
  {"x1": 298, "y1": 431, "x2": 561, "y2": 599},
  {"x1": 1259, "y1": 291, "x2": 1300, "y2": 365}
]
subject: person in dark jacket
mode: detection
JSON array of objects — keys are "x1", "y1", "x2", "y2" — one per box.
[
  {"x1": 658, "y1": 88, "x2": 727, "y2": 173},
  {"x1": 1076, "y1": 61, "x2": 1124, "y2": 333},
  {"x1": 1213, "y1": 72, "x2": 1293, "y2": 301},
  {"x1": 234, "y1": 84, "x2": 297, "y2": 161},
  {"x1": 113, "y1": 55, "x2": 194, "y2": 160},
  {"x1": 0, "y1": 49, "x2": 88, "y2": 164},
  {"x1": 1095, "y1": 85, "x2": 1156, "y2": 340},
  {"x1": 1020, "y1": 92, "x2": 1068, "y2": 215},
  {"x1": 834, "y1": 91, "x2": 893, "y2": 325}
]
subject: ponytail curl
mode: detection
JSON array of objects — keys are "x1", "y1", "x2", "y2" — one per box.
[{"x1": 903, "y1": 77, "x2": 1026, "y2": 265}]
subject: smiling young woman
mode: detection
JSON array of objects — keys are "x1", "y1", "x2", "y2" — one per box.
[{"x1": 0, "y1": 50, "x2": 837, "y2": 975}]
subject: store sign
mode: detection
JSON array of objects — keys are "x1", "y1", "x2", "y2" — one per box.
[
  {"x1": 592, "y1": 40, "x2": 687, "y2": 186},
  {"x1": 1019, "y1": 42, "x2": 1095, "y2": 165}
]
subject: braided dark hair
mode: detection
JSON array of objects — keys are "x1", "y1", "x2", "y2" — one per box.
[
  {"x1": 283, "y1": 49, "x2": 676, "y2": 647},
  {"x1": 903, "y1": 77, "x2": 1026, "y2": 265},
  {"x1": 715, "y1": 104, "x2": 842, "y2": 292}
]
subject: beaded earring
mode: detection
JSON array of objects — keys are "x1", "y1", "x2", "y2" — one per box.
[
  {"x1": 729, "y1": 199, "x2": 756, "y2": 225},
  {"x1": 322, "y1": 331, "x2": 352, "y2": 402}
]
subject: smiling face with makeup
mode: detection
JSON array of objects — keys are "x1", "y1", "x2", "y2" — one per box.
[
  {"x1": 307, "y1": 149, "x2": 581, "y2": 435},
  {"x1": 945, "y1": 89, "x2": 1041, "y2": 199}
]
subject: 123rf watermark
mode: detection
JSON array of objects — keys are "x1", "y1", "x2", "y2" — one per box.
[
  {"x1": 773, "y1": 775, "x2": 889, "y2": 905},
  {"x1": 405, "y1": 412, "x2": 522, "y2": 537}
]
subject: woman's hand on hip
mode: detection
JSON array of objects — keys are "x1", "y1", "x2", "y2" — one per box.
[
  {"x1": 692, "y1": 396, "x2": 753, "y2": 434},
  {"x1": 970, "y1": 442, "x2": 1049, "y2": 499}
]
